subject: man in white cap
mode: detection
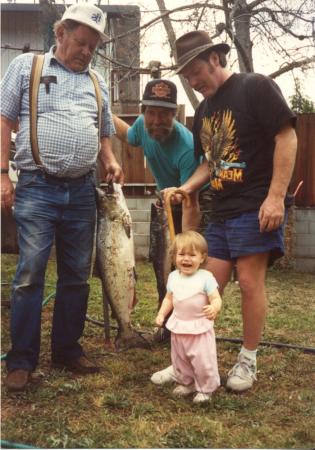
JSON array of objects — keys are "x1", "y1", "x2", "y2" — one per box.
[{"x1": 1, "y1": 3, "x2": 123, "y2": 391}]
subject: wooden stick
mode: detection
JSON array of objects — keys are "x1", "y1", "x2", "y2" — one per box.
[{"x1": 163, "y1": 189, "x2": 191, "y2": 242}]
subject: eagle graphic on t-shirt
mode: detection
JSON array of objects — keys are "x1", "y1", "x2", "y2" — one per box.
[{"x1": 200, "y1": 109, "x2": 246, "y2": 190}]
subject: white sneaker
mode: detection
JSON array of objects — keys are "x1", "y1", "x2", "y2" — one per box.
[
  {"x1": 150, "y1": 365, "x2": 176, "y2": 385},
  {"x1": 172, "y1": 384, "x2": 195, "y2": 396},
  {"x1": 226, "y1": 353, "x2": 257, "y2": 392},
  {"x1": 193, "y1": 392, "x2": 211, "y2": 403}
]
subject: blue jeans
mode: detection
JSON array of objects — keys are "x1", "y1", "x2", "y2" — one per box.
[{"x1": 6, "y1": 170, "x2": 96, "y2": 371}]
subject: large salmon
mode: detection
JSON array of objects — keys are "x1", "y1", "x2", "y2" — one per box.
[
  {"x1": 149, "y1": 199, "x2": 173, "y2": 308},
  {"x1": 96, "y1": 183, "x2": 149, "y2": 351},
  {"x1": 148, "y1": 197, "x2": 176, "y2": 343},
  {"x1": 149, "y1": 191, "x2": 190, "y2": 342}
]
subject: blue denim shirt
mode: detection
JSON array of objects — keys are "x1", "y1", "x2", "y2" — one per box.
[{"x1": 1, "y1": 47, "x2": 115, "y2": 177}]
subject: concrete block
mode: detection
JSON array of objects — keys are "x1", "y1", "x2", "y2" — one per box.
[
  {"x1": 295, "y1": 208, "x2": 315, "y2": 222},
  {"x1": 135, "y1": 245, "x2": 149, "y2": 260},
  {"x1": 133, "y1": 222, "x2": 150, "y2": 235},
  {"x1": 295, "y1": 221, "x2": 309, "y2": 234},
  {"x1": 134, "y1": 234, "x2": 150, "y2": 247},
  {"x1": 136, "y1": 198, "x2": 155, "y2": 210},
  {"x1": 130, "y1": 209, "x2": 151, "y2": 222},
  {"x1": 295, "y1": 234, "x2": 315, "y2": 247},
  {"x1": 293, "y1": 245, "x2": 315, "y2": 257},
  {"x1": 126, "y1": 198, "x2": 138, "y2": 210},
  {"x1": 293, "y1": 258, "x2": 315, "y2": 273},
  {"x1": 309, "y1": 222, "x2": 315, "y2": 234}
]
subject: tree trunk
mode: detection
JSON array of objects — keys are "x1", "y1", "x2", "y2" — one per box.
[
  {"x1": 155, "y1": 0, "x2": 200, "y2": 110},
  {"x1": 230, "y1": 0, "x2": 254, "y2": 72}
]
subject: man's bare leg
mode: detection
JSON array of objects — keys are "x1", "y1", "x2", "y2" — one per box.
[{"x1": 227, "y1": 252, "x2": 269, "y2": 392}]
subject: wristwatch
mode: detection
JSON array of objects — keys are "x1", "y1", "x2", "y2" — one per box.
[{"x1": 0, "y1": 168, "x2": 9, "y2": 174}]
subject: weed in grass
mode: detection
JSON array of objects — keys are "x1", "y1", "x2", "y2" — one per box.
[
  {"x1": 131, "y1": 402, "x2": 156, "y2": 418},
  {"x1": 162, "y1": 422, "x2": 217, "y2": 448},
  {"x1": 102, "y1": 392, "x2": 132, "y2": 410},
  {"x1": 56, "y1": 380, "x2": 83, "y2": 394},
  {"x1": 212, "y1": 393, "x2": 254, "y2": 412}
]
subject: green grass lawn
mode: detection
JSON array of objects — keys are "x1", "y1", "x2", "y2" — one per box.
[{"x1": 1, "y1": 254, "x2": 315, "y2": 449}]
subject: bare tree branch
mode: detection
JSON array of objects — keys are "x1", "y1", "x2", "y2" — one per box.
[
  {"x1": 196, "y1": 0, "x2": 210, "y2": 29},
  {"x1": 269, "y1": 56, "x2": 315, "y2": 78},
  {"x1": 155, "y1": 0, "x2": 200, "y2": 109},
  {"x1": 104, "y1": 2, "x2": 225, "y2": 45},
  {"x1": 254, "y1": 7, "x2": 311, "y2": 39},
  {"x1": 248, "y1": 0, "x2": 270, "y2": 9},
  {"x1": 100, "y1": 0, "x2": 314, "y2": 112}
]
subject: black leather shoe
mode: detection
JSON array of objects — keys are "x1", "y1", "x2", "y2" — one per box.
[
  {"x1": 4, "y1": 369, "x2": 31, "y2": 391},
  {"x1": 52, "y1": 355, "x2": 100, "y2": 374}
]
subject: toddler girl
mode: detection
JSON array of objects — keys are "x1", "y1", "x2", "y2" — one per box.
[{"x1": 155, "y1": 230, "x2": 222, "y2": 403}]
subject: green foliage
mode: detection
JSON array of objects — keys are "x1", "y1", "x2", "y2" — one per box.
[{"x1": 289, "y1": 79, "x2": 315, "y2": 113}]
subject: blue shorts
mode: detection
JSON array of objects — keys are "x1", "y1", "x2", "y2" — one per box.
[{"x1": 204, "y1": 210, "x2": 287, "y2": 266}]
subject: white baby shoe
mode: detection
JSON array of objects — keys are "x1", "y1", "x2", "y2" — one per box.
[
  {"x1": 172, "y1": 384, "x2": 195, "y2": 396},
  {"x1": 150, "y1": 365, "x2": 176, "y2": 385},
  {"x1": 193, "y1": 392, "x2": 211, "y2": 403}
]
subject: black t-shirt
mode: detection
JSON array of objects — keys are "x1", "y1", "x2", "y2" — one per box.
[{"x1": 193, "y1": 73, "x2": 296, "y2": 220}]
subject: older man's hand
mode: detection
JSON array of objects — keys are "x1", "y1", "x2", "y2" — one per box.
[
  {"x1": 104, "y1": 161, "x2": 124, "y2": 186},
  {"x1": 1, "y1": 174, "x2": 15, "y2": 210}
]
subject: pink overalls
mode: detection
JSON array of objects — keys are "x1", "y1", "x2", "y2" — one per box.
[{"x1": 166, "y1": 292, "x2": 220, "y2": 394}]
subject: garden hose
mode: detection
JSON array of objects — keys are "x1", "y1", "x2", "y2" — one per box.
[
  {"x1": 85, "y1": 315, "x2": 315, "y2": 354},
  {"x1": 0, "y1": 440, "x2": 40, "y2": 449}
]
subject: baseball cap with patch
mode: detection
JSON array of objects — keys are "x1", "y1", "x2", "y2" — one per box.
[
  {"x1": 142, "y1": 79, "x2": 177, "y2": 109},
  {"x1": 61, "y1": 3, "x2": 108, "y2": 41}
]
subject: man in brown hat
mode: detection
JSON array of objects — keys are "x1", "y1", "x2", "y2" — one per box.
[{"x1": 151, "y1": 30, "x2": 297, "y2": 392}]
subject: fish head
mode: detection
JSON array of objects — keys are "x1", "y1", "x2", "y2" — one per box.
[{"x1": 96, "y1": 184, "x2": 126, "y2": 220}]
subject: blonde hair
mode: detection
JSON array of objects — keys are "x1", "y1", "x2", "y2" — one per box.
[{"x1": 172, "y1": 231, "x2": 208, "y2": 265}]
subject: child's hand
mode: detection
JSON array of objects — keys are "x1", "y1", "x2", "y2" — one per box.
[
  {"x1": 155, "y1": 314, "x2": 165, "y2": 327},
  {"x1": 203, "y1": 304, "x2": 221, "y2": 321}
]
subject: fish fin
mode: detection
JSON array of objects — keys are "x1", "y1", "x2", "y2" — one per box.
[
  {"x1": 122, "y1": 214, "x2": 132, "y2": 238},
  {"x1": 130, "y1": 289, "x2": 138, "y2": 310},
  {"x1": 115, "y1": 329, "x2": 151, "y2": 351},
  {"x1": 152, "y1": 326, "x2": 171, "y2": 344}
]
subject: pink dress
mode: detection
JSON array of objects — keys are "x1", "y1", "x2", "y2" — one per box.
[{"x1": 166, "y1": 270, "x2": 220, "y2": 394}]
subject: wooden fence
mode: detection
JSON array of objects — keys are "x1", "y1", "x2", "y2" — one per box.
[
  {"x1": 291, "y1": 114, "x2": 315, "y2": 207},
  {"x1": 111, "y1": 114, "x2": 155, "y2": 197}
]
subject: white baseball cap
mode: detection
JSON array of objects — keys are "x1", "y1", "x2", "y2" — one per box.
[{"x1": 61, "y1": 3, "x2": 108, "y2": 40}]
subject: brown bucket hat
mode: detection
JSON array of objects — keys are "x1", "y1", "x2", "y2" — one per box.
[{"x1": 175, "y1": 30, "x2": 230, "y2": 74}]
